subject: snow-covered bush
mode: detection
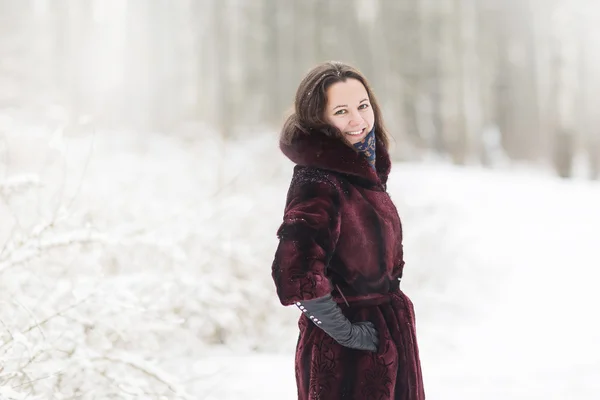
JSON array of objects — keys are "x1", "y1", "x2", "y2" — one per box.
[{"x1": 0, "y1": 118, "x2": 295, "y2": 398}]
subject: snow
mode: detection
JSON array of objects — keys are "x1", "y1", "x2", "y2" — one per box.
[
  {"x1": 1, "y1": 122, "x2": 599, "y2": 399},
  {"x1": 195, "y1": 163, "x2": 600, "y2": 400}
]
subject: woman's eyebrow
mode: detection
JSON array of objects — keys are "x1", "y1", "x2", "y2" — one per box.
[{"x1": 333, "y1": 99, "x2": 369, "y2": 110}]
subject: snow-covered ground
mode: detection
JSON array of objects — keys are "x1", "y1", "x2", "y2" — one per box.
[
  {"x1": 1, "y1": 121, "x2": 599, "y2": 399},
  {"x1": 196, "y1": 163, "x2": 600, "y2": 400}
]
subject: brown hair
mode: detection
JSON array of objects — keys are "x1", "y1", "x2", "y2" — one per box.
[{"x1": 280, "y1": 61, "x2": 391, "y2": 149}]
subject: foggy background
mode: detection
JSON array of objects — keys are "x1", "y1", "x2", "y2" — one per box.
[
  {"x1": 2, "y1": 0, "x2": 600, "y2": 177},
  {"x1": 1, "y1": 1, "x2": 600, "y2": 399}
]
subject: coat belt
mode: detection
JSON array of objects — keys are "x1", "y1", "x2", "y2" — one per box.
[{"x1": 332, "y1": 278, "x2": 401, "y2": 308}]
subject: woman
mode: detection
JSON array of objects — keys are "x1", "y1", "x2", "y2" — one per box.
[{"x1": 271, "y1": 61, "x2": 425, "y2": 400}]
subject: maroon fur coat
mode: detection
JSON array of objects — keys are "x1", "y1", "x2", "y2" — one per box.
[{"x1": 271, "y1": 130, "x2": 425, "y2": 400}]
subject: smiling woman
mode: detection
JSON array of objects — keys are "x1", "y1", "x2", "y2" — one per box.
[{"x1": 272, "y1": 61, "x2": 426, "y2": 400}]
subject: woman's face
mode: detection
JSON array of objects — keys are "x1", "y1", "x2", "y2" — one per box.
[{"x1": 324, "y1": 78, "x2": 375, "y2": 145}]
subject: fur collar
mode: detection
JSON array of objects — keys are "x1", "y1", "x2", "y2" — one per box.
[{"x1": 280, "y1": 127, "x2": 391, "y2": 187}]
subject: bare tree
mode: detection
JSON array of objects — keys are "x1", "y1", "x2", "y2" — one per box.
[
  {"x1": 548, "y1": 0, "x2": 580, "y2": 178},
  {"x1": 497, "y1": 0, "x2": 541, "y2": 162},
  {"x1": 214, "y1": 0, "x2": 235, "y2": 137}
]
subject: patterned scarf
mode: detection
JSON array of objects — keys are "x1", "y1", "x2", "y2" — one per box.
[{"x1": 352, "y1": 126, "x2": 376, "y2": 170}]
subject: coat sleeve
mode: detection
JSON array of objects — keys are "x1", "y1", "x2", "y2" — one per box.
[{"x1": 271, "y1": 178, "x2": 341, "y2": 306}]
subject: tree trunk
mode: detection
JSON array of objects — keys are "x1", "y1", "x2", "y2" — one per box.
[
  {"x1": 498, "y1": 0, "x2": 541, "y2": 162},
  {"x1": 549, "y1": 0, "x2": 579, "y2": 178},
  {"x1": 214, "y1": 0, "x2": 235, "y2": 137}
]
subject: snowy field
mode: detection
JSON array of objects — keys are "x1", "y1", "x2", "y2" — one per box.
[{"x1": 1, "y1": 119, "x2": 599, "y2": 399}]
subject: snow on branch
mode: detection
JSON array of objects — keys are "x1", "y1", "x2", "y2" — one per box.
[
  {"x1": 0, "y1": 175, "x2": 41, "y2": 196},
  {"x1": 0, "y1": 229, "x2": 107, "y2": 273},
  {"x1": 91, "y1": 352, "x2": 194, "y2": 400}
]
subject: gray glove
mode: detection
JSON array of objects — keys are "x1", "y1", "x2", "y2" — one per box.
[{"x1": 296, "y1": 293, "x2": 379, "y2": 352}]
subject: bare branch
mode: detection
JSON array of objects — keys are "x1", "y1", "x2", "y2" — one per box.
[
  {"x1": 0, "y1": 292, "x2": 95, "y2": 352},
  {"x1": 62, "y1": 127, "x2": 96, "y2": 218}
]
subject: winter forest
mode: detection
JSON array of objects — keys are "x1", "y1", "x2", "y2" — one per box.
[{"x1": 1, "y1": 0, "x2": 599, "y2": 399}]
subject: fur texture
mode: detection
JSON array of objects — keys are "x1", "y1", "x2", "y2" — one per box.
[{"x1": 272, "y1": 129, "x2": 425, "y2": 399}]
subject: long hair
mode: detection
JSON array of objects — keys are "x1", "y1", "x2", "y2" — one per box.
[{"x1": 280, "y1": 61, "x2": 390, "y2": 149}]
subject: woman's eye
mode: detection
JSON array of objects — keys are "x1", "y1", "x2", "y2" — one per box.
[
  {"x1": 359, "y1": 103, "x2": 370, "y2": 110},
  {"x1": 334, "y1": 109, "x2": 346, "y2": 115}
]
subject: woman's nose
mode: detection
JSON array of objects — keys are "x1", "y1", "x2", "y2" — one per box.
[{"x1": 348, "y1": 111, "x2": 363, "y2": 126}]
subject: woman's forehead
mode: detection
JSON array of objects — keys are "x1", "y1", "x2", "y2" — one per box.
[{"x1": 326, "y1": 79, "x2": 369, "y2": 104}]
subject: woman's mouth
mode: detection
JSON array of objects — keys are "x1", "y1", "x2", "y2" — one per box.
[{"x1": 345, "y1": 127, "x2": 366, "y2": 136}]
